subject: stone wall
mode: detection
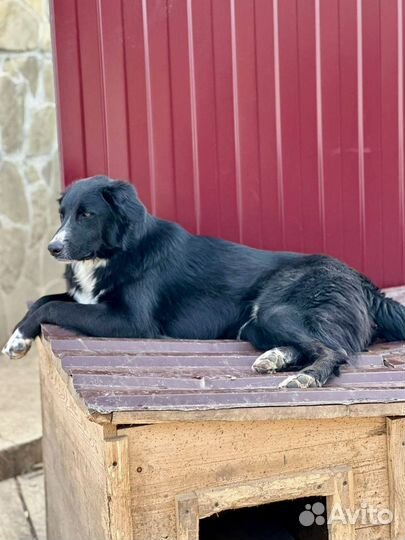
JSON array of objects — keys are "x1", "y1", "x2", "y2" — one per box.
[{"x1": 0, "y1": 0, "x2": 64, "y2": 346}]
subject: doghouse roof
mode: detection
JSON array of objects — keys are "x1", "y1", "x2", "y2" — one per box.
[{"x1": 40, "y1": 287, "x2": 405, "y2": 425}]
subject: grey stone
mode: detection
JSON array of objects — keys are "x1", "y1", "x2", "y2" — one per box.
[
  {"x1": 30, "y1": 182, "x2": 49, "y2": 245},
  {"x1": 23, "y1": 249, "x2": 41, "y2": 286},
  {"x1": 40, "y1": 277, "x2": 65, "y2": 296},
  {"x1": 4, "y1": 55, "x2": 39, "y2": 95},
  {"x1": 0, "y1": 75, "x2": 25, "y2": 153},
  {"x1": 39, "y1": 19, "x2": 51, "y2": 52},
  {"x1": 28, "y1": 104, "x2": 56, "y2": 156},
  {"x1": 43, "y1": 61, "x2": 54, "y2": 101},
  {"x1": 0, "y1": 226, "x2": 27, "y2": 294},
  {"x1": 0, "y1": 1, "x2": 40, "y2": 51},
  {"x1": 0, "y1": 162, "x2": 29, "y2": 224},
  {"x1": 42, "y1": 151, "x2": 61, "y2": 191},
  {"x1": 25, "y1": 163, "x2": 40, "y2": 184},
  {"x1": 0, "y1": 292, "x2": 8, "y2": 349},
  {"x1": 40, "y1": 237, "x2": 64, "y2": 289},
  {"x1": 19, "y1": 55, "x2": 39, "y2": 95},
  {"x1": 25, "y1": 0, "x2": 45, "y2": 16},
  {"x1": 3, "y1": 275, "x2": 39, "y2": 338}
]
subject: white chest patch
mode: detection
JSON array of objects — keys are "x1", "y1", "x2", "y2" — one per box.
[{"x1": 70, "y1": 259, "x2": 107, "y2": 304}]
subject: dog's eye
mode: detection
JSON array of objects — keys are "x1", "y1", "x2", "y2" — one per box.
[
  {"x1": 80, "y1": 211, "x2": 94, "y2": 219},
  {"x1": 59, "y1": 211, "x2": 65, "y2": 221}
]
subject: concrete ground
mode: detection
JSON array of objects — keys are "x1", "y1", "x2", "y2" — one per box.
[
  {"x1": 0, "y1": 345, "x2": 45, "y2": 539},
  {"x1": 0, "y1": 346, "x2": 42, "y2": 480},
  {"x1": 0, "y1": 466, "x2": 46, "y2": 540}
]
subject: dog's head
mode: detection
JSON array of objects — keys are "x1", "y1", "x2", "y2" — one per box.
[{"x1": 48, "y1": 176, "x2": 148, "y2": 261}]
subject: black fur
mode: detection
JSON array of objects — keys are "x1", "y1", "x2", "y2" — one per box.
[{"x1": 10, "y1": 176, "x2": 405, "y2": 387}]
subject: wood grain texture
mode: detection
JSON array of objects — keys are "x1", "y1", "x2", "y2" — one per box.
[
  {"x1": 111, "y1": 402, "x2": 405, "y2": 425},
  {"x1": 327, "y1": 469, "x2": 355, "y2": 540},
  {"x1": 355, "y1": 525, "x2": 391, "y2": 539},
  {"x1": 122, "y1": 417, "x2": 389, "y2": 539},
  {"x1": 177, "y1": 467, "x2": 354, "y2": 539},
  {"x1": 176, "y1": 493, "x2": 199, "y2": 540},
  {"x1": 194, "y1": 466, "x2": 349, "y2": 519},
  {"x1": 104, "y1": 436, "x2": 133, "y2": 540},
  {"x1": 387, "y1": 417, "x2": 405, "y2": 540},
  {"x1": 39, "y1": 332, "x2": 403, "y2": 540},
  {"x1": 38, "y1": 340, "x2": 109, "y2": 540}
]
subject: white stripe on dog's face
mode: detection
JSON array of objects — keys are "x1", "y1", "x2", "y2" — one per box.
[{"x1": 50, "y1": 217, "x2": 71, "y2": 245}]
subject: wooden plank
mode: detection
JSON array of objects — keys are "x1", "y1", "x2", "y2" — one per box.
[
  {"x1": 63, "y1": 354, "x2": 260, "y2": 370},
  {"x1": 0, "y1": 478, "x2": 32, "y2": 540},
  {"x1": 38, "y1": 340, "x2": 110, "y2": 540},
  {"x1": 196, "y1": 467, "x2": 347, "y2": 519},
  {"x1": 42, "y1": 318, "x2": 405, "y2": 421},
  {"x1": 111, "y1": 402, "x2": 405, "y2": 425},
  {"x1": 176, "y1": 493, "x2": 199, "y2": 540},
  {"x1": 17, "y1": 468, "x2": 46, "y2": 540},
  {"x1": 104, "y1": 436, "x2": 133, "y2": 540},
  {"x1": 72, "y1": 366, "x2": 405, "y2": 386},
  {"x1": 122, "y1": 417, "x2": 389, "y2": 539},
  {"x1": 176, "y1": 467, "x2": 353, "y2": 539},
  {"x1": 327, "y1": 469, "x2": 355, "y2": 540},
  {"x1": 355, "y1": 525, "x2": 390, "y2": 539},
  {"x1": 41, "y1": 330, "x2": 405, "y2": 420},
  {"x1": 387, "y1": 417, "x2": 405, "y2": 540},
  {"x1": 82, "y1": 388, "x2": 405, "y2": 415},
  {"x1": 64, "y1": 356, "x2": 393, "y2": 376},
  {"x1": 49, "y1": 337, "x2": 258, "y2": 355}
]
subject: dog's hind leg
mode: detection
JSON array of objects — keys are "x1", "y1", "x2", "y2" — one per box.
[
  {"x1": 252, "y1": 346, "x2": 302, "y2": 374},
  {"x1": 243, "y1": 304, "x2": 349, "y2": 387},
  {"x1": 278, "y1": 343, "x2": 348, "y2": 388},
  {"x1": 240, "y1": 312, "x2": 308, "y2": 374}
]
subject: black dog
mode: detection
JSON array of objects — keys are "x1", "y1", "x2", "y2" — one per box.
[{"x1": 3, "y1": 176, "x2": 405, "y2": 388}]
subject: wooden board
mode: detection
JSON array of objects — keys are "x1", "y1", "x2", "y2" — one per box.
[
  {"x1": 387, "y1": 417, "x2": 405, "y2": 540},
  {"x1": 104, "y1": 436, "x2": 133, "y2": 540},
  {"x1": 177, "y1": 466, "x2": 355, "y2": 540},
  {"x1": 355, "y1": 525, "x2": 391, "y2": 539},
  {"x1": 121, "y1": 416, "x2": 389, "y2": 539},
  {"x1": 110, "y1": 402, "x2": 405, "y2": 424},
  {"x1": 39, "y1": 340, "x2": 109, "y2": 540}
]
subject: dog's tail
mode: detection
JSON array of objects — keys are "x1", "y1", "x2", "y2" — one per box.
[{"x1": 368, "y1": 289, "x2": 405, "y2": 341}]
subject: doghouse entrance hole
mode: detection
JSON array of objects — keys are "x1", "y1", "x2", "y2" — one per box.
[{"x1": 199, "y1": 496, "x2": 328, "y2": 540}]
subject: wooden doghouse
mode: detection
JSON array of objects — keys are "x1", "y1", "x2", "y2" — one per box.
[{"x1": 38, "y1": 292, "x2": 405, "y2": 540}]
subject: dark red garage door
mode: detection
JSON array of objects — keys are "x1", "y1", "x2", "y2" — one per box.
[{"x1": 52, "y1": 0, "x2": 405, "y2": 287}]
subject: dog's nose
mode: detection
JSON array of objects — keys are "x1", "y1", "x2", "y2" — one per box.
[{"x1": 48, "y1": 241, "x2": 64, "y2": 256}]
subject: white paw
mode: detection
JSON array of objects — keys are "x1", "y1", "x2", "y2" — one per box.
[
  {"x1": 2, "y1": 329, "x2": 32, "y2": 360},
  {"x1": 252, "y1": 347, "x2": 295, "y2": 374},
  {"x1": 278, "y1": 372, "x2": 320, "y2": 389}
]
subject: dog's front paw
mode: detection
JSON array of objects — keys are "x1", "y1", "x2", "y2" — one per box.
[{"x1": 2, "y1": 329, "x2": 33, "y2": 360}]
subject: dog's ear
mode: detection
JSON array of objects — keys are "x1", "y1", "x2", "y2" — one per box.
[{"x1": 101, "y1": 180, "x2": 148, "y2": 248}]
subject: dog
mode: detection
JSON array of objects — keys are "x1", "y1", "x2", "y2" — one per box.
[{"x1": 3, "y1": 176, "x2": 405, "y2": 388}]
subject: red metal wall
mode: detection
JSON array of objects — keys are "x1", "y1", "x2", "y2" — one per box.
[{"x1": 52, "y1": 0, "x2": 405, "y2": 287}]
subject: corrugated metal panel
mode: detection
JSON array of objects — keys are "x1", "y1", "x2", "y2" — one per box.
[{"x1": 52, "y1": 0, "x2": 405, "y2": 287}]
